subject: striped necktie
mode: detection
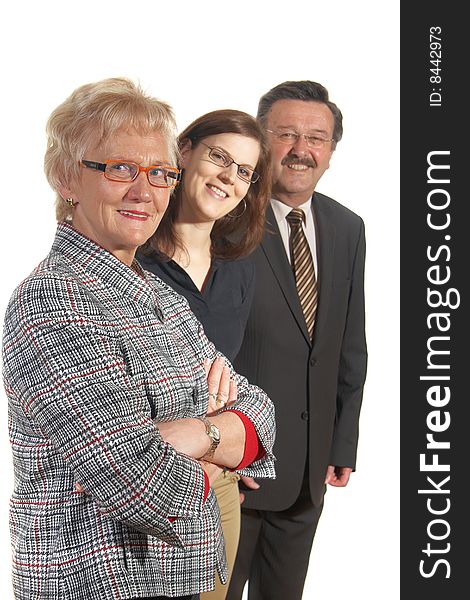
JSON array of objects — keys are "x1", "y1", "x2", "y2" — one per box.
[{"x1": 286, "y1": 208, "x2": 318, "y2": 338}]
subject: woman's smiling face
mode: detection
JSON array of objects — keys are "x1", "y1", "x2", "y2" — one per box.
[
  {"x1": 61, "y1": 129, "x2": 173, "y2": 265},
  {"x1": 178, "y1": 133, "x2": 260, "y2": 223}
]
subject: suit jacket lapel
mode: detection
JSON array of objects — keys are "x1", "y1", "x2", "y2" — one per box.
[
  {"x1": 261, "y1": 205, "x2": 311, "y2": 344},
  {"x1": 312, "y1": 193, "x2": 335, "y2": 349}
]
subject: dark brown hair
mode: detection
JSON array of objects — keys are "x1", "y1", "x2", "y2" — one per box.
[
  {"x1": 257, "y1": 80, "x2": 343, "y2": 149},
  {"x1": 142, "y1": 109, "x2": 271, "y2": 260}
]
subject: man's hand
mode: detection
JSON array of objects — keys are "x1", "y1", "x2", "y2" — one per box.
[
  {"x1": 238, "y1": 475, "x2": 260, "y2": 503},
  {"x1": 325, "y1": 465, "x2": 353, "y2": 487}
]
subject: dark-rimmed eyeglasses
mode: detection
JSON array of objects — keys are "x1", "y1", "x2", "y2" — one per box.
[
  {"x1": 81, "y1": 160, "x2": 181, "y2": 188},
  {"x1": 266, "y1": 129, "x2": 333, "y2": 149},
  {"x1": 199, "y1": 142, "x2": 259, "y2": 184}
]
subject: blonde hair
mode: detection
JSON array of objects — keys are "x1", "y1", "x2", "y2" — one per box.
[{"x1": 44, "y1": 77, "x2": 178, "y2": 222}]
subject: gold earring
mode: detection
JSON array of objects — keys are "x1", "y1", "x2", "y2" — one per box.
[{"x1": 65, "y1": 198, "x2": 75, "y2": 207}]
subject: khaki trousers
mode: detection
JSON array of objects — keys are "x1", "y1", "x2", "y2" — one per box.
[{"x1": 201, "y1": 471, "x2": 241, "y2": 600}]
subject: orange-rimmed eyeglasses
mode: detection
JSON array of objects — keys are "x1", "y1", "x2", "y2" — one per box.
[{"x1": 81, "y1": 160, "x2": 181, "y2": 188}]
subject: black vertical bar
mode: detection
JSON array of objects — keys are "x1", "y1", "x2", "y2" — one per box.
[{"x1": 401, "y1": 4, "x2": 467, "y2": 598}]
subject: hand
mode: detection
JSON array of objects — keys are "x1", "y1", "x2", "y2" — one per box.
[
  {"x1": 157, "y1": 418, "x2": 210, "y2": 459},
  {"x1": 325, "y1": 465, "x2": 353, "y2": 487},
  {"x1": 204, "y1": 357, "x2": 237, "y2": 416},
  {"x1": 199, "y1": 461, "x2": 224, "y2": 487},
  {"x1": 157, "y1": 357, "x2": 244, "y2": 467},
  {"x1": 156, "y1": 357, "x2": 237, "y2": 458},
  {"x1": 238, "y1": 475, "x2": 260, "y2": 504}
]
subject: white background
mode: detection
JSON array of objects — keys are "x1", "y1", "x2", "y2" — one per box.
[{"x1": 0, "y1": 1, "x2": 399, "y2": 598}]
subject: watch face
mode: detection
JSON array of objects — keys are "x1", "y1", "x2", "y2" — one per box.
[{"x1": 209, "y1": 424, "x2": 220, "y2": 444}]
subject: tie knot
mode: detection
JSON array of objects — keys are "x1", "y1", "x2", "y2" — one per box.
[{"x1": 286, "y1": 208, "x2": 305, "y2": 228}]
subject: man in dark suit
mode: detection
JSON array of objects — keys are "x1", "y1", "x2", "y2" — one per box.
[{"x1": 226, "y1": 81, "x2": 368, "y2": 600}]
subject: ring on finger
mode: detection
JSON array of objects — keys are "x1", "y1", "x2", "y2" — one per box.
[
  {"x1": 216, "y1": 393, "x2": 228, "y2": 405},
  {"x1": 208, "y1": 392, "x2": 218, "y2": 401}
]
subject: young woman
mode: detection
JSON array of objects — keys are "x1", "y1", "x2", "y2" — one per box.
[{"x1": 138, "y1": 109, "x2": 271, "y2": 599}]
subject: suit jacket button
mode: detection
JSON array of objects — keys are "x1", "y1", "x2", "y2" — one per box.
[
  {"x1": 309, "y1": 357, "x2": 317, "y2": 366},
  {"x1": 301, "y1": 410, "x2": 309, "y2": 421}
]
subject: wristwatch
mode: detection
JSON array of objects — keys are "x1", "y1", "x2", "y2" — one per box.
[{"x1": 197, "y1": 416, "x2": 221, "y2": 460}]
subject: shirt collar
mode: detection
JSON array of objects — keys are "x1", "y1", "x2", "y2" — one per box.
[{"x1": 270, "y1": 196, "x2": 314, "y2": 223}]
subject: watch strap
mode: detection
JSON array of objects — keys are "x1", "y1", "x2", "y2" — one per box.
[{"x1": 197, "y1": 416, "x2": 220, "y2": 460}]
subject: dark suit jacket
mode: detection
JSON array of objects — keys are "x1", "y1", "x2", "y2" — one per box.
[{"x1": 234, "y1": 192, "x2": 367, "y2": 510}]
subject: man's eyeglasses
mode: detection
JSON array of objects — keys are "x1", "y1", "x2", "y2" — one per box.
[
  {"x1": 81, "y1": 160, "x2": 181, "y2": 188},
  {"x1": 266, "y1": 129, "x2": 333, "y2": 149},
  {"x1": 200, "y1": 142, "x2": 259, "y2": 184}
]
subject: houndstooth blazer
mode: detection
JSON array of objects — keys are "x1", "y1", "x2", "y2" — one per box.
[{"x1": 2, "y1": 223, "x2": 276, "y2": 600}]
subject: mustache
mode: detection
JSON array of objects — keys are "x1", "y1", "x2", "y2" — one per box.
[{"x1": 281, "y1": 156, "x2": 316, "y2": 168}]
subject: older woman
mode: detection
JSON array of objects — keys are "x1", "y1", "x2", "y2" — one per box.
[
  {"x1": 137, "y1": 109, "x2": 271, "y2": 600},
  {"x1": 2, "y1": 78, "x2": 275, "y2": 600}
]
